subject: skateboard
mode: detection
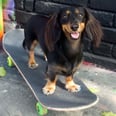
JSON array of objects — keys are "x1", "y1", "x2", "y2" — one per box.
[{"x1": 2, "y1": 29, "x2": 99, "y2": 116}]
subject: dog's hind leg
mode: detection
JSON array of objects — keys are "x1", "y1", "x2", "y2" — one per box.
[{"x1": 28, "y1": 40, "x2": 38, "y2": 69}]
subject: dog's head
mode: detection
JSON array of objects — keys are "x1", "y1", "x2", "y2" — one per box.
[{"x1": 45, "y1": 7, "x2": 103, "y2": 51}]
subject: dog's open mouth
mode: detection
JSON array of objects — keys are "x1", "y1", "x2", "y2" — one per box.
[{"x1": 71, "y1": 32, "x2": 80, "y2": 39}]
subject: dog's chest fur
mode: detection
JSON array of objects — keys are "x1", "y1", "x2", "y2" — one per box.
[{"x1": 47, "y1": 38, "x2": 83, "y2": 75}]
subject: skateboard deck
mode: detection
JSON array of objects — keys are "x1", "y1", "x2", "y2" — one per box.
[{"x1": 2, "y1": 29, "x2": 99, "y2": 112}]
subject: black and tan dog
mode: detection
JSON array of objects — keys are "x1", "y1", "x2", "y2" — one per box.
[{"x1": 23, "y1": 6, "x2": 103, "y2": 95}]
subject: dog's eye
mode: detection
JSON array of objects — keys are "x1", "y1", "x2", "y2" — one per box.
[
  {"x1": 78, "y1": 13, "x2": 83, "y2": 18},
  {"x1": 63, "y1": 15, "x2": 68, "y2": 19}
]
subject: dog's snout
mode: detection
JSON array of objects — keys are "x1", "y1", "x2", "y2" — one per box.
[{"x1": 71, "y1": 24, "x2": 78, "y2": 31}]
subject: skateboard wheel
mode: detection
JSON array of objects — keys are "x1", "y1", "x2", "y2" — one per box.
[
  {"x1": 36, "y1": 102, "x2": 48, "y2": 116},
  {"x1": 0, "y1": 67, "x2": 6, "y2": 77},
  {"x1": 101, "y1": 111, "x2": 116, "y2": 116},
  {"x1": 88, "y1": 87, "x2": 99, "y2": 94},
  {"x1": 7, "y1": 56, "x2": 14, "y2": 67}
]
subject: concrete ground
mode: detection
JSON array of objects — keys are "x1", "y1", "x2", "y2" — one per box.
[{"x1": 0, "y1": 46, "x2": 116, "y2": 116}]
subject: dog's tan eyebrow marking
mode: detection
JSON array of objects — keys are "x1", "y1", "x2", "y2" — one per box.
[
  {"x1": 66, "y1": 10, "x2": 70, "y2": 14},
  {"x1": 75, "y1": 9, "x2": 79, "y2": 14}
]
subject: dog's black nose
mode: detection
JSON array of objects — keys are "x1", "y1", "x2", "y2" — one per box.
[{"x1": 71, "y1": 24, "x2": 79, "y2": 31}]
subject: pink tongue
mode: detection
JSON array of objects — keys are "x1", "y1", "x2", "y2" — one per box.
[{"x1": 71, "y1": 32, "x2": 79, "y2": 39}]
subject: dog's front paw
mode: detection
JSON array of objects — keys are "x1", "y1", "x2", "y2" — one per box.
[
  {"x1": 42, "y1": 81, "x2": 56, "y2": 95},
  {"x1": 65, "y1": 82, "x2": 81, "y2": 92}
]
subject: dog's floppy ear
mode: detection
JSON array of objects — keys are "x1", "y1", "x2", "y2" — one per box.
[
  {"x1": 85, "y1": 8, "x2": 103, "y2": 47},
  {"x1": 45, "y1": 13, "x2": 61, "y2": 52}
]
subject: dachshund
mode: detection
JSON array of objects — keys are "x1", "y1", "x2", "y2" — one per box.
[{"x1": 23, "y1": 6, "x2": 103, "y2": 95}]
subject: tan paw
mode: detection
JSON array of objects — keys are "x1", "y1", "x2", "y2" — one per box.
[
  {"x1": 42, "y1": 85, "x2": 56, "y2": 95},
  {"x1": 65, "y1": 82, "x2": 81, "y2": 92},
  {"x1": 42, "y1": 81, "x2": 56, "y2": 95},
  {"x1": 28, "y1": 63, "x2": 38, "y2": 69}
]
